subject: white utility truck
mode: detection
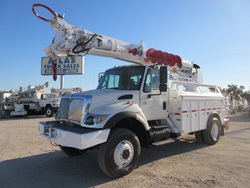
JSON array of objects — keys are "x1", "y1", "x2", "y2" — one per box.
[
  {"x1": 0, "y1": 82, "x2": 60, "y2": 118},
  {"x1": 33, "y1": 4, "x2": 229, "y2": 178},
  {"x1": 19, "y1": 82, "x2": 60, "y2": 117}
]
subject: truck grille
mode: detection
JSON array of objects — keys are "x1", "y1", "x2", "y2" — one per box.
[{"x1": 58, "y1": 98, "x2": 84, "y2": 123}]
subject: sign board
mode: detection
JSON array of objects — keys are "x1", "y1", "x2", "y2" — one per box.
[{"x1": 41, "y1": 56, "x2": 84, "y2": 75}]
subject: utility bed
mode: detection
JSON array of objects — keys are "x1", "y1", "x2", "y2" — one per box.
[{"x1": 169, "y1": 81, "x2": 227, "y2": 133}]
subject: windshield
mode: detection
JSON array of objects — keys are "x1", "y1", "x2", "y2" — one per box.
[{"x1": 97, "y1": 66, "x2": 145, "y2": 90}]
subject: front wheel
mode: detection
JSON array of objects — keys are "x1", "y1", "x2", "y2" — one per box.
[
  {"x1": 98, "y1": 128, "x2": 141, "y2": 178},
  {"x1": 45, "y1": 106, "x2": 54, "y2": 117},
  {"x1": 203, "y1": 117, "x2": 220, "y2": 145}
]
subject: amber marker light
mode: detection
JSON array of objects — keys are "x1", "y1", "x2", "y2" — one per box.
[
  {"x1": 172, "y1": 67, "x2": 178, "y2": 73},
  {"x1": 126, "y1": 101, "x2": 133, "y2": 105}
]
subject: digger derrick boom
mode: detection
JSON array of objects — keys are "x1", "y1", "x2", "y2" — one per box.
[{"x1": 32, "y1": 3, "x2": 184, "y2": 68}]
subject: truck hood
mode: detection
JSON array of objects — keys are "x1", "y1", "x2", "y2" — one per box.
[{"x1": 73, "y1": 89, "x2": 139, "y2": 104}]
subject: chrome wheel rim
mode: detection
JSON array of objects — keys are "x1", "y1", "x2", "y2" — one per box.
[
  {"x1": 211, "y1": 122, "x2": 219, "y2": 141},
  {"x1": 114, "y1": 140, "x2": 134, "y2": 168},
  {"x1": 47, "y1": 109, "x2": 52, "y2": 116}
]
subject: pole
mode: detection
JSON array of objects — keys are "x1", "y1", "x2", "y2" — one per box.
[{"x1": 60, "y1": 75, "x2": 64, "y2": 89}]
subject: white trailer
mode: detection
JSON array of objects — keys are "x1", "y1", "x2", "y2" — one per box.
[
  {"x1": 0, "y1": 92, "x2": 28, "y2": 118},
  {"x1": 33, "y1": 4, "x2": 229, "y2": 178},
  {"x1": 0, "y1": 92, "x2": 12, "y2": 103}
]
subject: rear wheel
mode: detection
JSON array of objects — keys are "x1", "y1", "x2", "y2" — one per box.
[
  {"x1": 98, "y1": 128, "x2": 141, "y2": 178},
  {"x1": 203, "y1": 117, "x2": 220, "y2": 145},
  {"x1": 59, "y1": 146, "x2": 87, "y2": 156}
]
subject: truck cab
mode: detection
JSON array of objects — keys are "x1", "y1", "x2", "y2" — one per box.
[{"x1": 96, "y1": 65, "x2": 168, "y2": 121}]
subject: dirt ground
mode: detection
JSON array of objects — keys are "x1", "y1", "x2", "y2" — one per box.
[{"x1": 0, "y1": 112, "x2": 249, "y2": 188}]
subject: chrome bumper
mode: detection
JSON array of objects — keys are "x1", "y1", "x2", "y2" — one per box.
[{"x1": 38, "y1": 121, "x2": 110, "y2": 150}]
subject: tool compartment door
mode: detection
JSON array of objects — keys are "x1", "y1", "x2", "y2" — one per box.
[{"x1": 181, "y1": 98, "x2": 207, "y2": 133}]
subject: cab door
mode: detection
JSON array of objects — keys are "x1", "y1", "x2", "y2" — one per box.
[{"x1": 140, "y1": 68, "x2": 169, "y2": 121}]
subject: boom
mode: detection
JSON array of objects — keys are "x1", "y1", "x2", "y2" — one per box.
[
  {"x1": 19, "y1": 82, "x2": 49, "y2": 95},
  {"x1": 32, "y1": 4, "x2": 187, "y2": 67},
  {"x1": 33, "y1": 4, "x2": 200, "y2": 82}
]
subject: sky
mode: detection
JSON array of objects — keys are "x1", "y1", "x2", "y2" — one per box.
[{"x1": 0, "y1": 0, "x2": 250, "y2": 92}]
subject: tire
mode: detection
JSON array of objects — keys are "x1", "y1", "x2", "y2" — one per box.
[
  {"x1": 45, "y1": 106, "x2": 54, "y2": 117},
  {"x1": 203, "y1": 117, "x2": 220, "y2": 145},
  {"x1": 59, "y1": 146, "x2": 87, "y2": 156},
  {"x1": 195, "y1": 130, "x2": 204, "y2": 143},
  {"x1": 98, "y1": 128, "x2": 141, "y2": 178}
]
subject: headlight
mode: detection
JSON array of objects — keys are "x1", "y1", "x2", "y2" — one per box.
[
  {"x1": 84, "y1": 116, "x2": 96, "y2": 125},
  {"x1": 84, "y1": 114, "x2": 109, "y2": 126}
]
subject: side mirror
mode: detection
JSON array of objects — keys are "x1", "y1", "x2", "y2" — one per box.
[
  {"x1": 160, "y1": 66, "x2": 168, "y2": 84},
  {"x1": 159, "y1": 66, "x2": 168, "y2": 92},
  {"x1": 98, "y1": 72, "x2": 104, "y2": 83}
]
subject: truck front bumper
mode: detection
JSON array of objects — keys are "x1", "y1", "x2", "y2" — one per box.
[{"x1": 38, "y1": 121, "x2": 110, "y2": 150}]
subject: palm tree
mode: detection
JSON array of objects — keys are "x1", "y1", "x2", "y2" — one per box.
[
  {"x1": 238, "y1": 86, "x2": 245, "y2": 95},
  {"x1": 227, "y1": 84, "x2": 245, "y2": 97},
  {"x1": 227, "y1": 84, "x2": 238, "y2": 96}
]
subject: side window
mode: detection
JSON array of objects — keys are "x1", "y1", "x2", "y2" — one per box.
[
  {"x1": 143, "y1": 69, "x2": 151, "y2": 93},
  {"x1": 107, "y1": 74, "x2": 120, "y2": 88},
  {"x1": 99, "y1": 74, "x2": 120, "y2": 89},
  {"x1": 42, "y1": 94, "x2": 47, "y2": 100},
  {"x1": 143, "y1": 68, "x2": 160, "y2": 93},
  {"x1": 151, "y1": 69, "x2": 160, "y2": 90},
  {"x1": 129, "y1": 75, "x2": 142, "y2": 90}
]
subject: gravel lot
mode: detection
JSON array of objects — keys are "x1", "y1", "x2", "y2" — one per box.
[{"x1": 0, "y1": 112, "x2": 249, "y2": 188}]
